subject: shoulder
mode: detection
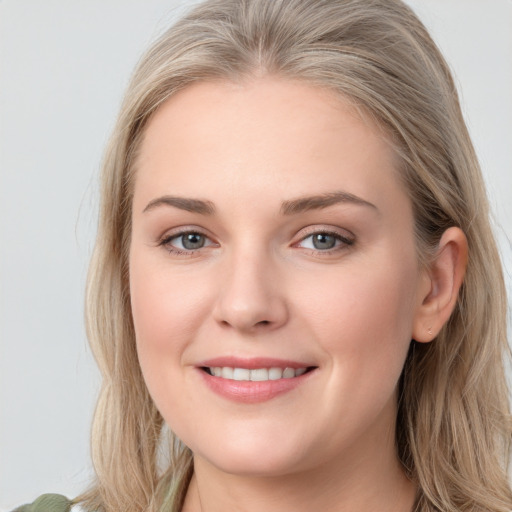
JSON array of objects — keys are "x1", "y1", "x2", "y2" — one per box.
[{"x1": 10, "y1": 494, "x2": 84, "y2": 512}]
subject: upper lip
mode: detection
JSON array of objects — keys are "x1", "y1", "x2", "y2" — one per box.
[{"x1": 198, "y1": 356, "x2": 316, "y2": 370}]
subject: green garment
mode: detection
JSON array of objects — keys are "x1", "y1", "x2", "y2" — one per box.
[{"x1": 12, "y1": 494, "x2": 72, "y2": 512}]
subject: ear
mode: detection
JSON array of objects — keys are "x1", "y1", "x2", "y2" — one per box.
[{"x1": 412, "y1": 227, "x2": 468, "y2": 343}]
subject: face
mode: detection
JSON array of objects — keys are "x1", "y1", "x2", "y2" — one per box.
[{"x1": 129, "y1": 78, "x2": 428, "y2": 477}]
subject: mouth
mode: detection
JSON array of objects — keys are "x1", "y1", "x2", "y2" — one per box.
[
  {"x1": 196, "y1": 358, "x2": 318, "y2": 403},
  {"x1": 201, "y1": 366, "x2": 315, "y2": 381}
]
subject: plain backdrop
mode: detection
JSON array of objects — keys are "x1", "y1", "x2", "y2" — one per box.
[{"x1": 1, "y1": 1, "x2": 511, "y2": 509}]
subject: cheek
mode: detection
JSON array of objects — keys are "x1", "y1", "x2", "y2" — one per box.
[
  {"x1": 302, "y1": 258, "x2": 416, "y2": 329},
  {"x1": 131, "y1": 254, "x2": 206, "y2": 345},
  {"x1": 298, "y1": 257, "x2": 418, "y2": 390},
  {"x1": 129, "y1": 252, "x2": 207, "y2": 394},
  {"x1": 129, "y1": 255, "x2": 215, "y2": 432},
  {"x1": 296, "y1": 263, "x2": 418, "y2": 451}
]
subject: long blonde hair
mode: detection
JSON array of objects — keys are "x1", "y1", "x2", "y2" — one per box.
[{"x1": 78, "y1": 1, "x2": 512, "y2": 511}]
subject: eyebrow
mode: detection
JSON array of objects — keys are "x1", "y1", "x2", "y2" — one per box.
[
  {"x1": 143, "y1": 195, "x2": 216, "y2": 215},
  {"x1": 142, "y1": 190, "x2": 377, "y2": 216},
  {"x1": 280, "y1": 191, "x2": 378, "y2": 215}
]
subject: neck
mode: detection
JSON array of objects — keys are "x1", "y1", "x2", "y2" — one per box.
[{"x1": 181, "y1": 430, "x2": 416, "y2": 512}]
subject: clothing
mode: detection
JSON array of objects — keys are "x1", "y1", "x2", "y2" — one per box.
[{"x1": 11, "y1": 494, "x2": 72, "y2": 512}]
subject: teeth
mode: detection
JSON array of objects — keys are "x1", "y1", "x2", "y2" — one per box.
[
  {"x1": 233, "y1": 368, "x2": 250, "y2": 381},
  {"x1": 207, "y1": 366, "x2": 309, "y2": 381},
  {"x1": 221, "y1": 367, "x2": 234, "y2": 379},
  {"x1": 269, "y1": 367, "x2": 283, "y2": 380},
  {"x1": 250, "y1": 368, "x2": 269, "y2": 381},
  {"x1": 282, "y1": 367, "x2": 295, "y2": 379}
]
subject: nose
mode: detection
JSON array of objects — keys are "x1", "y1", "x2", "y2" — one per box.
[{"x1": 212, "y1": 249, "x2": 289, "y2": 333}]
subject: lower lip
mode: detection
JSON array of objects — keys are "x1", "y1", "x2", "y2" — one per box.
[{"x1": 198, "y1": 369, "x2": 315, "y2": 403}]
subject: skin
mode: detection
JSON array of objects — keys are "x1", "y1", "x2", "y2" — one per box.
[{"x1": 129, "y1": 77, "x2": 467, "y2": 512}]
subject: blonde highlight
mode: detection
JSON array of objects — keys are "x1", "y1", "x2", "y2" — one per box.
[{"x1": 78, "y1": 1, "x2": 512, "y2": 511}]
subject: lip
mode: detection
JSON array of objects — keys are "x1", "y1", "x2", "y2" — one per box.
[
  {"x1": 196, "y1": 356, "x2": 317, "y2": 404},
  {"x1": 198, "y1": 356, "x2": 312, "y2": 369}
]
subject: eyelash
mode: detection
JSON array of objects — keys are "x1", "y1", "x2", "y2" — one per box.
[
  {"x1": 158, "y1": 229, "x2": 216, "y2": 256},
  {"x1": 158, "y1": 228, "x2": 355, "y2": 256},
  {"x1": 294, "y1": 229, "x2": 355, "y2": 254}
]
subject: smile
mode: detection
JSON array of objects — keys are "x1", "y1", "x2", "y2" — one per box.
[
  {"x1": 197, "y1": 359, "x2": 317, "y2": 403},
  {"x1": 203, "y1": 366, "x2": 309, "y2": 381}
]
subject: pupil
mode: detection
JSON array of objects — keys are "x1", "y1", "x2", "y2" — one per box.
[
  {"x1": 182, "y1": 233, "x2": 204, "y2": 250},
  {"x1": 313, "y1": 233, "x2": 336, "y2": 250}
]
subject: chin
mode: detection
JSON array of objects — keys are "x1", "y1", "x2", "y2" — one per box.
[
  {"x1": 205, "y1": 453, "x2": 304, "y2": 478},
  {"x1": 192, "y1": 435, "x2": 311, "y2": 477}
]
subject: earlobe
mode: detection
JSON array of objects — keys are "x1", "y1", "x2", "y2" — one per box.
[{"x1": 412, "y1": 227, "x2": 468, "y2": 343}]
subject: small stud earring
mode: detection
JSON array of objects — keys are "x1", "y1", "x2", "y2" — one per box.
[{"x1": 427, "y1": 327, "x2": 433, "y2": 336}]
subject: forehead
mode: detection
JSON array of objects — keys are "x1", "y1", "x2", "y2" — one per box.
[{"x1": 133, "y1": 77, "x2": 408, "y2": 217}]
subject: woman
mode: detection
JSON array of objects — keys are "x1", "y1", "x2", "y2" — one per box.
[{"x1": 15, "y1": 0, "x2": 511, "y2": 511}]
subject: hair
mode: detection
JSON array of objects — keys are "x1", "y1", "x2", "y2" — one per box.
[{"x1": 77, "y1": 1, "x2": 512, "y2": 511}]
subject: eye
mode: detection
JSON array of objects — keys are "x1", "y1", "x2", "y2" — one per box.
[
  {"x1": 159, "y1": 230, "x2": 216, "y2": 254},
  {"x1": 296, "y1": 230, "x2": 354, "y2": 251}
]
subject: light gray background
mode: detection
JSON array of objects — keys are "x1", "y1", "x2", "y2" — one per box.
[{"x1": 1, "y1": 1, "x2": 511, "y2": 509}]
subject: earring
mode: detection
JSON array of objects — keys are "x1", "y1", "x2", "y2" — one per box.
[{"x1": 427, "y1": 327, "x2": 433, "y2": 336}]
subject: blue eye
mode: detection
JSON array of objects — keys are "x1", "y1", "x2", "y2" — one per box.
[
  {"x1": 298, "y1": 231, "x2": 353, "y2": 251},
  {"x1": 178, "y1": 232, "x2": 207, "y2": 250},
  {"x1": 160, "y1": 231, "x2": 215, "y2": 253}
]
